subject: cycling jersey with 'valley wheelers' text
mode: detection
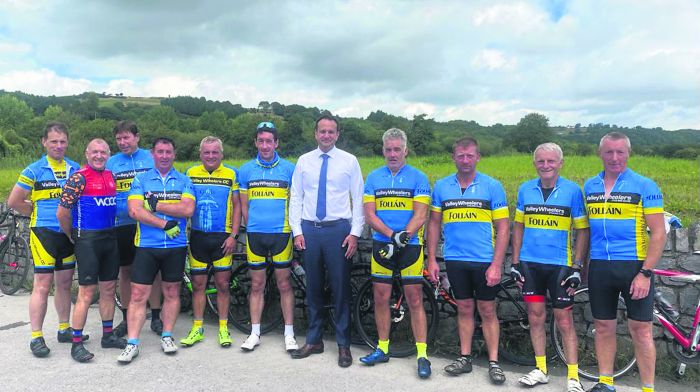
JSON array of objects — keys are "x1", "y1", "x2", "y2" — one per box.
[
  {"x1": 584, "y1": 168, "x2": 663, "y2": 261},
  {"x1": 106, "y1": 148, "x2": 154, "y2": 226},
  {"x1": 186, "y1": 163, "x2": 239, "y2": 233},
  {"x1": 431, "y1": 172, "x2": 508, "y2": 263},
  {"x1": 16, "y1": 155, "x2": 80, "y2": 232},
  {"x1": 363, "y1": 164, "x2": 430, "y2": 245},
  {"x1": 237, "y1": 153, "x2": 295, "y2": 234},
  {"x1": 128, "y1": 167, "x2": 194, "y2": 248},
  {"x1": 514, "y1": 176, "x2": 588, "y2": 266}
]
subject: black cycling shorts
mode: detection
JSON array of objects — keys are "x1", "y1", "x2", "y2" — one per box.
[
  {"x1": 115, "y1": 224, "x2": 137, "y2": 267},
  {"x1": 370, "y1": 241, "x2": 423, "y2": 285},
  {"x1": 588, "y1": 260, "x2": 654, "y2": 322},
  {"x1": 74, "y1": 229, "x2": 120, "y2": 285},
  {"x1": 188, "y1": 230, "x2": 232, "y2": 275},
  {"x1": 131, "y1": 247, "x2": 187, "y2": 285},
  {"x1": 30, "y1": 227, "x2": 75, "y2": 273},
  {"x1": 445, "y1": 260, "x2": 499, "y2": 301},
  {"x1": 246, "y1": 232, "x2": 292, "y2": 270},
  {"x1": 520, "y1": 261, "x2": 574, "y2": 309}
]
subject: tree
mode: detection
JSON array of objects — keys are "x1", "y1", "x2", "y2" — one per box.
[
  {"x1": 506, "y1": 113, "x2": 553, "y2": 153},
  {"x1": 0, "y1": 95, "x2": 33, "y2": 130}
]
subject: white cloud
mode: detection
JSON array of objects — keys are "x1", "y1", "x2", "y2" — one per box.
[
  {"x1": 472, "y1": 49, "x2": 517, "y2": 71},
  {"x1": 0, "y1": 69, "x2": 92, "y2": 95}
]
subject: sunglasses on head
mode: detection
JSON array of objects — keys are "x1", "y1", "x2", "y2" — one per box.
[{"x1": 257, "y1": 121, "x2": 276, "y2": 130}]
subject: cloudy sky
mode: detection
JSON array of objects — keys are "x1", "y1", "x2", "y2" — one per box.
[{"x1": 0, "y1": 0, "x2": 698, "y2": 129}]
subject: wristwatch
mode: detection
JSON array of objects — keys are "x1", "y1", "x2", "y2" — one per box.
[
  {"x1": 638, "y1": 268, "x2": 653, "y2": 278},
  {"x1": 230, "y1": 233, "x2": 239, "y2": 240},
  {"x1": 572, "y1": 260, "x2": 583, "y2": 270}
]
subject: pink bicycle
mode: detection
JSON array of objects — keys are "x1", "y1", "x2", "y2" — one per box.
[{"x1": 551, "y1": 268, "x2": 700, "y2": 380}]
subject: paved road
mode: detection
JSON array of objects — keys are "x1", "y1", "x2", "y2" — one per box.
[{"x1": 0, "y1": 291, "x2": 688, "y2": 392}]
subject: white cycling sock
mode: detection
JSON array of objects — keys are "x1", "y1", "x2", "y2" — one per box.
[
  {"x1": 284, "y1": 324, "x2": 294, "y2": 337},
  {"x1": 251, "y1": 324, "x2": 261, "y2": 336}
]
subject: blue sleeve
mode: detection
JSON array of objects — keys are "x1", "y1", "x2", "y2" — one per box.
[
  {"x1": 415, "y1": 171, "x2": 431, "y2": 198},
  {"x1": 490, "y1": 181, "x2": 508, "y2": 211},
  {"x1": 641, "y1": 178, "x2": 663, "y2": 212},
  {"x1": 128, "y1": 175, "x2": 144, "y2": 198},
  {"x1": 430, "y1": 181, "x2": 442, "y2": 210},
  {"x1": 572, "y1": 185, "x2": 587, "y2": 220}
]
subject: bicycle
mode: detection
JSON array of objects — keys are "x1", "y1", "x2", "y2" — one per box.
[
  {"x1": 0, "y1": 209, "x2": 30, "y2": 295},
  {"x1": 551, "y1": 268, "x2": 700, "y2": 380},
  {"x1": 221, "y1": 250, "x2": 370, "y2": 336},
  {"x1": 353, "y1": 258, "x2": 551, "y2": 365}
]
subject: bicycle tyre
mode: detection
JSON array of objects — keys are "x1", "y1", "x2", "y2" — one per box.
[
  {"x1": 224, "y1": 263, "x2": 283, "y2": 334},
  {"x1": 0, "y1": 235, "x2": 30, "y2": 295},
  {"x1": 353, "y1": 278, "x2": 439, "y2": 358},
  {"x1": 550, "y1": 286, "x2": 637, "y2": 381},
  {"x1": 495, "y1": 280, "x2": 557, "y2": 366}
]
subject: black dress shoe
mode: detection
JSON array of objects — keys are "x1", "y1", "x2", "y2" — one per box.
[
  {"x1": 290, "y1": 343, "x2": 324, "y2": 359},
  {"x1": 338, "y1": 346, "x2": 352, "y2": 368}
]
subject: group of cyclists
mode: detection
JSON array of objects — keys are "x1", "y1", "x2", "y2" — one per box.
[{"x1": 7, "y1": 115, "x2": 664, "y2": 392}]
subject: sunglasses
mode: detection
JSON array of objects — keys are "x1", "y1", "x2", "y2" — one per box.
[{"x1": 257, "y1": 121, "x2": 276, "y2": 130}]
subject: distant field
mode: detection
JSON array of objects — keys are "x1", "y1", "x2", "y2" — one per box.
[
  {"x1": 1, "y1": 154, "x2": 697, "y2": 224},
  {"x1": 98, "y1": 97, "x2": 161, "y2": 107}
]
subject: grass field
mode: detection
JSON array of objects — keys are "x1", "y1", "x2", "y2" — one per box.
[
  {"x1": 1, "y1": 154, "x2": 697, "y2": 224},
  {"x1": 98, "y1": 97, "x2": 161, "y2": 107}
]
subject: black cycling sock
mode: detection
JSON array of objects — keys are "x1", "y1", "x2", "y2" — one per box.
[
  {"x1": 151, "y1": 308, "x2": 161, "y2": 320},
  {"x1": 121, "y1": 307, "x2": 127, "y2": 321}
]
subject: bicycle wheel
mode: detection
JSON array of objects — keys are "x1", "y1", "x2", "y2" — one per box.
[
  {"x1": 495, "y1": 280, "x2": 557, "y2": 366},
  {"x1": 225, "y1": 263, "x2": 283, "y2": 334},
  {"x1": 550, "y1": 286, "x2": 637, "y2": 381},
  {"x1": 353, "y1": 278, "x2": 439, "y2": 358},
  {"x1": 0, "y1": 235, "x2": 30, "y2": 295}
]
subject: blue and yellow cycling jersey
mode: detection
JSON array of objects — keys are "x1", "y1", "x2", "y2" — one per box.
[
  {"x1": 431, "y1": 172, "x2": 509, "y2": 263},
  {"x1": 514, "y1": 177, "x2": 589, "y2": 266},
  {"x1": 363, "y1": 164, "x2": 430, "y2": 245},
  {"x1": 16, "y1": 155, "x2": 80, "y2": 232},
  {"x1": 186, "y1": 164, "x2": 239, "y2": 233},
  {"x1": 128, "y1": 167, "x2": 195, "y2": 248},
  {"x1": 238, "y1": 154, "x2": 295, "y2": 234},
  {"x1": 584, "y1": 168, "x2": 664, "y2": 261},
  {"x1": 106, "y1": 149, "x2": 154, "y2": 226}
]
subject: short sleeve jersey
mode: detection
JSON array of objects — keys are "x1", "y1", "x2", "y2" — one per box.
[
  {"x1": 128, "y1": 167, "x2": 195, "y2": 248},
  {"x1": 238, "y1": 156, "x2": 295, "y2": 234},
  {"x1": 514, "y1": 177, "x2": 589, "y2": 266},
  {"x1": 363, "y1": 164, "x2": 431, "y2": 245},
  {"x1": 185, "y1": 164, "x2": 239, "y2": 233},
  {"x1": 58, "y1": 166, "x2": 117, "y2": 233},
  {"x1": 584, "y1": 168, "x2": 664, "y2": 261},
  {"x1": 16, "y1": 155, "x2": 80, "y2": 232},
  {"x1": 106, "y1": 148, "x2": 154, "y2": 227},
  {"x1": 430, "y1": 172, "x2": 509, "y2": 263}
]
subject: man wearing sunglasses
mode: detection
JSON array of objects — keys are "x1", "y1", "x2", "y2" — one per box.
[{"x1": 237, "y1": 122, "x2": 297, "y2": 352}]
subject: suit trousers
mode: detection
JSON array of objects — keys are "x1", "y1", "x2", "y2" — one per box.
[{"x1": 301, "y1": 219, "x2": 352, "y2": 347}]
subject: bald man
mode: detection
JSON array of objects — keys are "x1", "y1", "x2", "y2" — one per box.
[{"x1": 57, "y1": 139, "x2": 126, "y2": 362}]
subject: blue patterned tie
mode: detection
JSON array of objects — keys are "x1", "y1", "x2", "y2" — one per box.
[{"x1": 316, "y1": 153, "x2": 329, "y2": 221}]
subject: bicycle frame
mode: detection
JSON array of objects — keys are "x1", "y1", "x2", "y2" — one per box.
[{"x1": 653, "y1": 269, "x2": 700, "y2": 352}]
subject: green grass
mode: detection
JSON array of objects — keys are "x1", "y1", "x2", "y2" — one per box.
[
  {"x1": 1, "y1": 154, "x2": 697, "y2": 223},
  {"x1": 98, "y1": 97, "x2": 161, "y2": 107}
]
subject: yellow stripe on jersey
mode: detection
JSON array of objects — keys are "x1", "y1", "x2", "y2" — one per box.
[
  {"x1": 31, "y1": 188, "x2": 63, "y2": 202},
  {"x1": 514, "y1": 209, "x2": 525, "y2": 223},
  {"x1": 587, "y1": 201, "x2": 640, "y2": 220},
  {"x1": 363, "y1": 194, "x2": 375, "y2": 203},
  {"x1": 442, "y1": 207, "x2": 493, "y2": 223},
  {"x1": 414, "y1": 195, "x2": 430, "y2": 205},
  {"x1": 248, "y1": 187, "x2": 288, "y2": 199},
  {"x1": 376, "y1": 196, "x2": 412, "y2": 211},
  {"x1": 523, "y1": 214, "x2": 570, "y2": 230},
  {"x1": 573, "y1": 216, "x2": 589, "y2": 229},
  {"x1": 18, "y1": 174, "x2": 34, "y2": 188},
  {"x1": 115, "y1": 178, "x2": 134, "y2": 192},
  {"x1": 644, "y1": 207, "x2": 664, "y2": 214},
  {"x1": 493, "y1": 207, "x2": 509, "y2": 220}
]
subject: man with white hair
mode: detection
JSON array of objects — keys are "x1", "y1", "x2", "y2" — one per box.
[
  {"x1": 359, "y1": 128, "x2": 432, "y2": 378},
  {"x1": 510, "y1": 142, "x2": 589, "y2": 392},
  {"x1": 584, "y1": 132, "x2": 665, "y2": 392}
]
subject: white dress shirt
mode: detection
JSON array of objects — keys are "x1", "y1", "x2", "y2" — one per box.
[{"x1": 289, "y1": 146, "x2": 365, "y2": 238}]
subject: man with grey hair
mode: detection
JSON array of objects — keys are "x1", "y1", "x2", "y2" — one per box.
[
  {"x1": 180, "y1": 136, "x2": 241, "y2": 348},
  {"x1": 359, "y1": 128, "x2": 432, "y2": 378},
  {"x1": 584, "y1": 132, "x2": 665, "y2": 392},
  {"x1": 57, "y1": 138, "x2": 127, "y2": 362},
  {"x1": 510, "y1": 142, "x2": 589, "y2": 392}
]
